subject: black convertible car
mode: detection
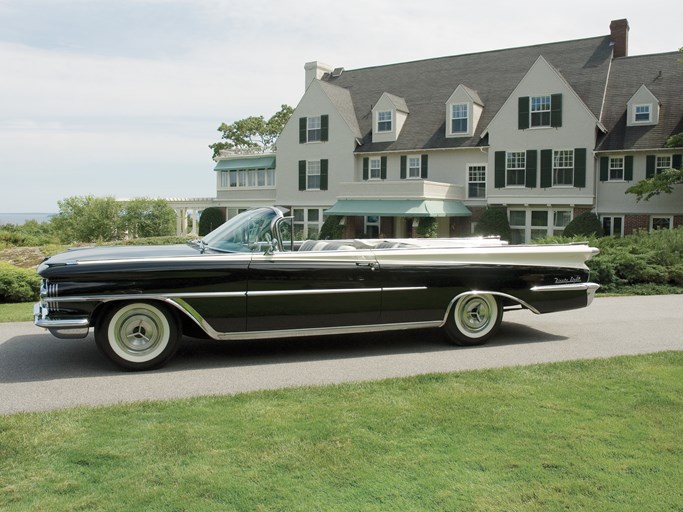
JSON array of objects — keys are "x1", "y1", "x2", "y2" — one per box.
[{"x1": 35, "y1": 207, "x2": 599, "y2": 370}]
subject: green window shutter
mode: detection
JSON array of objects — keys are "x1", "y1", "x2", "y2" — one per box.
[
  {"x1": 421, "y1": 155, "x2": 429, "y2": 179},
  {"x1": 625, "y1": 156, "x2": 634, "y2": 181},
  {"x1": 299, "y1": 117, "x2": 307, "y2": 144},
  {"x1": 321, "y1": 115, "x2": 329, "y2": 142},
  {"x1": 518, "y1": 97, "x2": 530, "y2": 130},
  {"x1": 599, "y1": 157, "x2": 609, "y2": 181},
  {"x1": 494, "y1": 151, "x2": 505, "y2": 188},
  {"x1": 646, "y1": 155, "x2": 656, "y2": 178},
  {"x1": 540, "y1": 149, "x2": 553, "y2": 188},
  {"x1": 380, "y1": 156, "x2": 387, "y2": 180},
  {"x1": 673, "y1": 154, "x2": 683, "y2": 170},
  {"x1": 298, "y1": 160, "x2": 306, "y2": 190},
  {"x1": 574, "y1": 148, "x2": 586, "y2": 188},
  {"x1": 362, "y1": 157, "x2": 369, "y2": 180},
  {"x1": 320, "y1": 159, "x2": 328, "y2": 190},
  {"x1": 551, "y1": 94, "x2": 563, "y2": 128},
  {"x1": 525, "y1": 150, "x2": 537, "y2": 188},
  {"x1": 400, "y1": 156, "x2": 407, "y2": 180}
]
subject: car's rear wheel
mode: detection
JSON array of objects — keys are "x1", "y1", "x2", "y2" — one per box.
[
  {"x1": 444, "y1": 293, "x2": 502, "y2": 346},
  {"x1": 95, "y1": 302, "x2": 180, "y2": 371}
]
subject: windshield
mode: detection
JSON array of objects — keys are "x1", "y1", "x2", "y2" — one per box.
[{"x1": 202, "y1": 208, "x2": 280, "y2": 252}]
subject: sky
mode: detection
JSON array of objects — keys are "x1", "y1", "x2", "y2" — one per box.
[{"x1": 0, "y1": 0, "x2": 681, "y2": 213}]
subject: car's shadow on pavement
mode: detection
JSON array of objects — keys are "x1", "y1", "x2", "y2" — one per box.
[{"x1": 0, "y1": 321, "x2": 567, "y2": 383}]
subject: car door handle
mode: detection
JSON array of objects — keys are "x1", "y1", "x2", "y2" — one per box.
[{"x1": 356, "y1": 261, "x2": 378, "y2": 271}]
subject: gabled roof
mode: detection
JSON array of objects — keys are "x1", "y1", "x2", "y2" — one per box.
[
  {"x1": 597, "y1": 51, "x2": 683, "y2": 151},
  {"x1": 321, "y1": 35, "x2": 613, "y2": 153},
  {"x1": 376, "y1": 92, "x2": 409, "y2": 113},
  {"x1": 317, "y1": 80, "x2": 363, "y2": 139}
]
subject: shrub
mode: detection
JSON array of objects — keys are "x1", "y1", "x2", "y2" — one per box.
[
  {"x1": 416, "y1": 217, "x2": 438, "y2": 238},
  {"x1": 563, "y1": 212, "x2": 603, "y2": 238},
  {"x1": 0, "y1": 262, "x2": 40, "y2": 303},
  {"x1": 199, "y1": 208, "x2": 225, "y2": 236},
  {"x1": 474, "y1": 207, "x2": 511, "y2": 241},
  {"x1": 319, "y1": 216, "x2": 344, "y2": 240}
]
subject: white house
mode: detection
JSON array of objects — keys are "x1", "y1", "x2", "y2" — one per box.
[{"x1": 212, "y1": 19, "x2": 683, "y2": 242}]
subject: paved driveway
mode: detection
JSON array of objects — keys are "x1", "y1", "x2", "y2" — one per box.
[{"x1": 1, "y1": 295, "x2": 682, "y2": 414}]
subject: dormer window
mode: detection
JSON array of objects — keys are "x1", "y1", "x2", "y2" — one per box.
[
  {"x1": 451, "y1": 104, "x2": 468, "y2": 133},
  {"x1": 377, "y1": 111, "x2": 393, "y2": 132},
  {"x1": 634, "y1": 104, "x2": 651, "y2": 123},
  {"x1": 371, "y1": 93, "x2": 408, "y2": 143},
  {"x1": 626, "y1": 86, "x2": 659, "y2": 127}
]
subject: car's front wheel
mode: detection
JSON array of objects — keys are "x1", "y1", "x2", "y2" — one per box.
[
  {"x1": 95, "y1": 302, "x2": 181, "y2": 371},
  {"x1": 444, "y1": 293, "x2": 503, "y2": 346}
]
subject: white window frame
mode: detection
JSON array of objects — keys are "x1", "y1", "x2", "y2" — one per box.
[
  {"x1": 553, "y1": 149, "x2": 574, "y2": 187},
  {"x1": 509, "y1": 208, "x2": 573, "y2": 243},
  {"x1": 407, "y1": 156, "x2": 421, "y2": 179},
  {"x1": 450, "y1": 103, "x2": 468, "y2": 134},
  {"x1": 306, "y1": 160, "x2": 321, "y2": 190},
  {"x1": 293, "y1": 207, "x2": 325, "y2": 239},
  {"x1": 601, "y1": 215, "x2": 624, "y2": 237},
  {"x1": 530, "y1": 95, "x2": 552, "y2": 127},
  {"x1": 650, "y1": 216, "x2": 673, "y2": 231},
  {"x1": 656, "y1": 155, "x2": 672, "y2": 176},
  {"x1": 506, "y1": 151, "x2": 526, "y2": 188},
  {"x1": 219, "y1": 168, "x2": 275, "y2": 190},
  {"x1": 608, "y1": 156, "x2": 625, "y2": 181},
  {"x1": 467, "y1": 164, "x2": 486, "y2": 199},
  {"x1": 307, "y1": 116, "x2": 322, "y2": 142},
  {"x1": 377, "y1": 111, "x2": 393, "y2": 132},
  {"x1": 633, "y1": 104, "x2": 652, "y2": 124},
  {"x1": 369, "y1": 158, "x2": 382, "y2": 180}
]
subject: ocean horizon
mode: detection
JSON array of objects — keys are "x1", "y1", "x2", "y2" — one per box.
[{"x1": 0, "y1": 213, "x2": 56, "y2": 225}]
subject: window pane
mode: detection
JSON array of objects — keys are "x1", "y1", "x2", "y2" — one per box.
[
  {"x1": 370, "y1": 159, "x2": 381, "y2": 179},
  {"x1": 308, "y1": 209, "x2": 319, "y2": 222},
  {"x1": 307, "y1": 116, "x2": 321, "y2": 141},
  {"x1": 554, "y1": 211, "x2": 572, "y2": 227},
  {"x1": 531, "y1": 211, "x2": 548, "y2": 227},
  {"x1": 509, "y1": 211, "x2": 526, "y2": 226},
  {"x1": 378, "y1": 111, "x2": 392, "y2": 132}
]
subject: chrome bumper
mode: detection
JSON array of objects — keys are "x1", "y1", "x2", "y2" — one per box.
[
  {"x1": 34, "y1": 302, "x2": 90, "y2": 339},
  {"x1": 530, "y1": 282, "x2": 600, "y2": 305}
]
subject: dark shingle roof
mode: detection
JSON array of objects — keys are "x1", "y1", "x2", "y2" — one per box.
[
  {"x1": 321, "y1": 36, "x2": 614, "y2": 153},
  {"x1": 597, "y1": 51, "x2": 683, "y2": 151}
]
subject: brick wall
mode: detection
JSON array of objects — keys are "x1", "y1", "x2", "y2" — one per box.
[{"x1": 624, "y1": 214, "x2": 649, "y2": 235}]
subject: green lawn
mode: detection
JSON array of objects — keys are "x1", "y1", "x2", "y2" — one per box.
[
  {"x1": 1, "y1": 352, "x2": 681, "y2": 511},
  {"x1": 0, "y1": 302, "x2": 33, "y2": 322}
]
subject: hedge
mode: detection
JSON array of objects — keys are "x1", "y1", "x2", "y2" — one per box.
[{"x1": 0, "y1": 262, "x2": 41, "y2": 303}]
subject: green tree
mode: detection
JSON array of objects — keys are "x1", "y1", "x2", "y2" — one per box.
[
  {"x1": 626, "y1": 133, "x2": 683, "y2": 202},
  {"x1": 120, "y1": 198, "x2": 176, "y2": 238},
  {"x1": 51, "y1": 196, "x2": 121, "y2": 243},
  {"x1": 563, "y1": 211, "x2": 603, "y2": 237},
  {"x1": 209, "y1": 104, "x2": 294, "y2": 158},
  {"x1": 199, "y1": 207, "x2": 225, "y2": 236},
  {"x1": 474, "y1": 207, "x2": 511, "y2": 241}
]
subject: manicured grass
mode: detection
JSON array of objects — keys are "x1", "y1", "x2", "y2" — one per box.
[
  {"x1": 0, "y1": 302, "x2": 33, "y2": 323},
  {"x1": 1, "y1": 352, "x2": 682, "y2": 511}
]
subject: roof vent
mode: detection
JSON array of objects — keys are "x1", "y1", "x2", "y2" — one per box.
[{"x1": 331, "y1": 67, "x2": 344, "y2": 77}]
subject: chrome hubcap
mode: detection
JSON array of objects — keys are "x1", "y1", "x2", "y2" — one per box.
[
  {"x1": 114, "y1": 310, "x2": 164, "y2": 355},
  {"x1": 456, "y1": 295, "x2": 495, "y2": 335}
]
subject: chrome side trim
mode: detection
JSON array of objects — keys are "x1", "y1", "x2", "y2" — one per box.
[{"x1": 41, "y1": 286, "x2": 427, "y2": 304}]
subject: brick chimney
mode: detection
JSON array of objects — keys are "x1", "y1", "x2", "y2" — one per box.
[{"x1": 610, "y1": 19, "x2": 629, "y2": 58}]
